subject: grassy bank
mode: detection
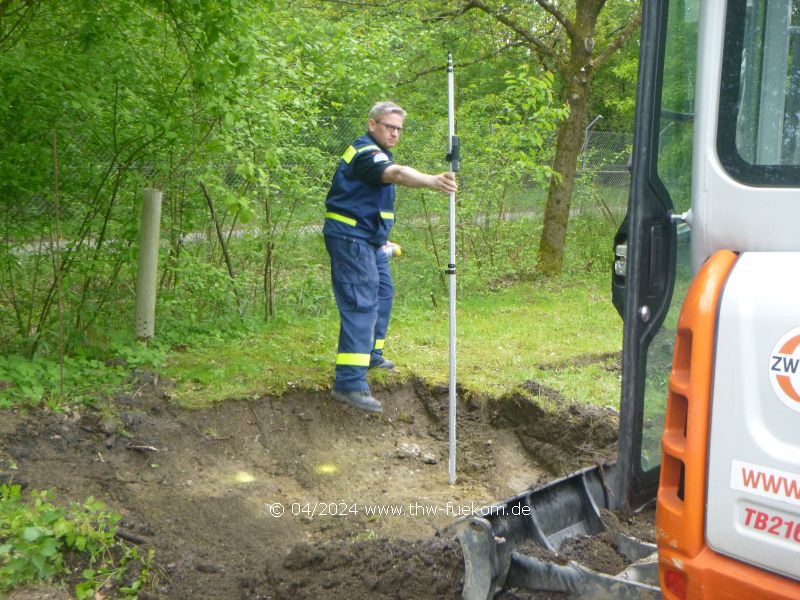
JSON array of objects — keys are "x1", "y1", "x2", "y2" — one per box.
[{"x1": 1, "y1": 215, "x2": 622, "y2": 411}]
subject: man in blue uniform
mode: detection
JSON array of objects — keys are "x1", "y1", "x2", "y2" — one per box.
[{"x1": 324, "y1": 102, "x2": 457, "y2": 413}]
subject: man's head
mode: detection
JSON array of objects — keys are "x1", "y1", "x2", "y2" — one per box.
[{"x1": 367, "y1": 101, "x2": 406, "y2": 149}]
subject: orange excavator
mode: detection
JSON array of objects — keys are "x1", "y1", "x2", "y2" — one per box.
[{"x1": 453, "y1": 1, "x2": 800, "y2": 598}]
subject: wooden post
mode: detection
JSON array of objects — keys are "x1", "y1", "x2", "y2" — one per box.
[{"x1": 135, "y1": 188, "x2": 162, "y2": 340}]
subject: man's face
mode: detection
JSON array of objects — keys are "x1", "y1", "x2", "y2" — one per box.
[{"x1": 368, "y1": 112, "x2": 404, "y2": 149}]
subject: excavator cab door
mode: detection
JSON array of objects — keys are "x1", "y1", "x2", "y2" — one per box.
[{"x1": 614, "y1": 0, "x2": 700, "y2": 510}]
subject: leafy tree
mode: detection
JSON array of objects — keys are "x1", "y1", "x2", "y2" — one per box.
[
  {"x1": 0, "y1": 0, "x2": 260, "y2": 354},
  {"x1": 0, "y1": 1, "x2": 39, "y2": 51},
  {"x1": 438, "y1": 0, "x2": 641, "y2": 275}
]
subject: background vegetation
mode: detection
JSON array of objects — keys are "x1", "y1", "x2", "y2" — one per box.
[{"x1": 0, "y1": 0, "x2": 640, "y2": 409}]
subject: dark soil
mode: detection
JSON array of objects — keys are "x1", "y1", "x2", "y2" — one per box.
[
  {"x1": 0, "y1": 371, "x2": 629, "y2": 600},
  {"x1": 600, "y1": 506, "x2": 657, "y2": 545},
  {"x1": 558, "y1": 533, "x2": 629, "y2": 576},
  {"x1": 511, "y1": 506, "x2": 656, "y2": 578},
  {"x1": 250, "y1": 537, "x2": 464, "y2": 600}
]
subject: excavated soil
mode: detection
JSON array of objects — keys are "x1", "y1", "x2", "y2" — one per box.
[{"x1": 0, "y1": 372, "x2": 623, "y2": 599}]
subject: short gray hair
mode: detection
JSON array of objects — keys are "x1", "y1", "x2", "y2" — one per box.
[{"x1": 368, "y1": 101, "x2": 406, "y2": 121}]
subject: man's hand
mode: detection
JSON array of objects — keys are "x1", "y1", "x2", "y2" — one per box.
[{"x1": 433, "y1": 172, "x2": 457, "y2": 194}]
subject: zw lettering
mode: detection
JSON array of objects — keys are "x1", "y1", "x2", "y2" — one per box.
[{"x1": 771, "y1": 354, "x2": 800, "y2": 374}]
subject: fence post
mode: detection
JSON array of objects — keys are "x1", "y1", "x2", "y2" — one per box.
[
  {"x1": 135, "y1": 188, "x2": 162, "y2": 341},
  {"x1": 582, "y1": 115, "x2": 603, "y2": 170}
]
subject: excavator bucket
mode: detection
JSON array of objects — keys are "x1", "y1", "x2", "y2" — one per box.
[{"x1": 448, "y1": 463, "x2": 660, "y2": 599}]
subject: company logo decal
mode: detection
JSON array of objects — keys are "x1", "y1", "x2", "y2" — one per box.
[{"x1": 769, "y1": 327, "x2": 800, "y2": 413}]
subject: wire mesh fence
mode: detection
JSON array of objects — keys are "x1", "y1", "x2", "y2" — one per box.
[
  {"x1": 239, "y1": 118, "x2": 633, "y2": 228},
  {"x1": 2, "y1": 119, "x2": 632, "y2": 260},
  {"x1": 573, "y1": 130, "x2": 632, "y2": 226}
]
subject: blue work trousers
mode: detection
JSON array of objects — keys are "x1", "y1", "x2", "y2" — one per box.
[{"x1": 325, "y1": 235, "x2": 394, "y2": 392}]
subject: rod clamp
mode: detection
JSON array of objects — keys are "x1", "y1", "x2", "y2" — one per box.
[{"x1": 445, "y1": 136, "x2": 460, "y2": 172}]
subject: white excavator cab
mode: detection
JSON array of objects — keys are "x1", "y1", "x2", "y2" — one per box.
[{"x1": 615, "y1": 0, "x2": 800, "y2": 597}]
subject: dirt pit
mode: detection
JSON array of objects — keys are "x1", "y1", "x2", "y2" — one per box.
[{"x1": 0, "y1": 375, "x2": 622, "y2": 599}]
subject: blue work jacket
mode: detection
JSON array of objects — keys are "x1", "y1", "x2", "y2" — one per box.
[{"x1": 323, "y1": 133, "x2": 396, "y2": 247}]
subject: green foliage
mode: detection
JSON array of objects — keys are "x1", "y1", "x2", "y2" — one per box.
[
  {"x1": 0, "y1": 339, "x2": 171, "y2": 408},
  {"x1": 0, "y1": 0, "x2": 266, "y2": 357},
  {"x1": 0, "y1": 355, "x2": 126, "y2": 408},
  {"x1": 565, "y1": 213, "x2": 617, "y2": 276},
  {"x1": 458, "y1": 66, "x2": 567, "y2": 279},
  {"x1": 469, "y1": 66, "x2": 569, "y2": 187},
  {"x1": 0, "y1": 0, "x2": 638, "y2": 406},
  {"x1": 160, "y1": 259, "x2": 243, "y2": 327},
  {"x1": 0, "y1": 484, "x2": 152, "y2": 597},
  {"x1": 110, "y1": 341, "x2": 167, "y2": 370},
  {"x1": 589, "y1": 2, "x2": 642, "y2": 129}
]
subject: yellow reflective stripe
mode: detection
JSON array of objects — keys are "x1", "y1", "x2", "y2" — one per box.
[
  {"x1": 379, "y1": 211, "x2": 395, "y2": 220},
  {"x1": 336, "y1": 353, "x2": 371, "y2": 366},
  {"x1": 342, "y1": 144, "x2": 380, "y2": 164},
  {"x1": 326, "y1": 212, "x2": 357, "y2": 227},
  {"x1": 373, "y1": 339, "x2": 385, "y2": 350},
  {"x1": 342, "y1": 145, "x2": 357, "y2": 164}
]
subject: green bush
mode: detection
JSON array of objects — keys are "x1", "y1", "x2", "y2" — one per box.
[{"x1": 0, "y1": 484, "x2": 152, "y2": 598}]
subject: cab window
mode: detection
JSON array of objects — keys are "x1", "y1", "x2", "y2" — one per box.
[{"x1": 718, "y1": 0, "x2": 800, "y2": 184}]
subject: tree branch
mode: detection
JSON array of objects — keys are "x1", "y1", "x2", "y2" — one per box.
[
  {"x1": 396, "y1": 40, "x2": 524, "y2": 86},
  {"x1": 300, "y1": 0, "x2": 396, "y2": 7},
  {"x1": 433, "y1": 0, "x2": 477, "y2": 19},
  {"x1": 534, "y1": 0, "x2": 577, "y2": 42},
  {"x1": 455, "y1": 0, "x2": 558, "y2": 60},
  {"x1": 594, "y1": 7, "x2": 641, "y2": 68},
  {"x1": 0, "y1": 0, "x2": 38, "y2": 51}
]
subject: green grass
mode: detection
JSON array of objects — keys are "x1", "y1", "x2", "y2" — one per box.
[
  {"x1": 163, "y1": 214, "x2": 624, "y2": 409},
  {"x1": 165, "y1": 268, "x2": 622, "y2": 409},
  {"x1": 164, "y1": 316, "x2": 337, "y2": 407}
]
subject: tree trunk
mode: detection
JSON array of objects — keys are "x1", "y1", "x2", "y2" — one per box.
[
  {"x1": 443, "y1": 0, "x2": 639, "y2": 275},
  {"x1": 537, "y1": 79, "x2": 591, "y2": 275},
  {"x1": 536, "y1": 1, "x2": 601, "y2": 276}
]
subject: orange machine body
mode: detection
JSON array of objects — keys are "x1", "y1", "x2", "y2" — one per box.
[{"x1": 656, "y1": 250, "x2": 800, "y2": 599}]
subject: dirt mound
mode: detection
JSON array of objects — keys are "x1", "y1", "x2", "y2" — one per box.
[
  {"x1": 412, "y1": 379, "x2": 618, "y2": 478},
  {"x1": 489, "y1": 387, "x2": 618, "y2": 476},
  {"x1": 248, "y1": 537, "x2": 464, "y2": 600},
  {"x1": 0, "y1": 376, "x2": 621, "y2": 599}
]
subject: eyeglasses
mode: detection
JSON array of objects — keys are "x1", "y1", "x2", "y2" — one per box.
[{"x1": 379, "y1": 121, "x2": 403, "y2": 134}]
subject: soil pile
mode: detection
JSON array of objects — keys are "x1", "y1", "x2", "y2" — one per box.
[{"x1": 248, "y1": 537, "x2": 464, "y2": 600}]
